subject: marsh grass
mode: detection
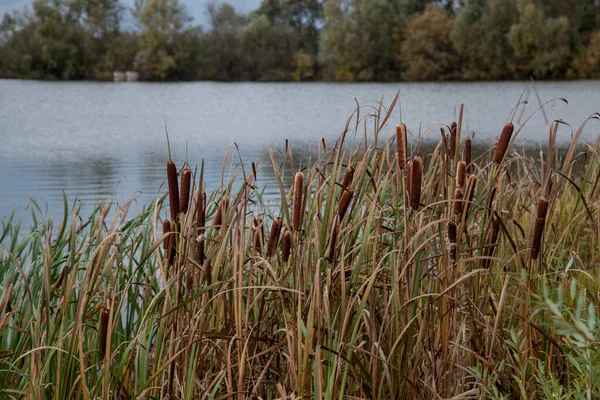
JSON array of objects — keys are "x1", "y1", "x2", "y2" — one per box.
[{"x1": 1, "y1": 96, "x2": 600, "y2": 399}]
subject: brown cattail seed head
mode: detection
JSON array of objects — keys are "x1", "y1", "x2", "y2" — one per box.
[
  {"x1": 281, "y1": 229, "x2": 291, "y2": 262},
  {"x1": 453, "y1": 187, "x2": 464, "y2": 215},
  {"x1": 167, "y1": 161, "x2": 180, "y2": 222},
  {"x1": 410, "y1": 156, "x2": 423, "y2": 210},
  {"x1": 327, "y1": 215, "x2": 340, "y2": 263},
  {"x1": 537, "y1": 197, "x2": 549, "y2": 219},
  {"x1": 449, "y1": 122, "x2": 457, "y2": 159},
  {"x1": 267, "y1": 218, "x2": 282, "y2": 257},
  {"x1": 338, "y1": 189, "x2": 353, "y2": 220},
  {"x1": 465, "y1": 137, "x2": 472, "y2": 173},
  {"x1": 406, "y1": 160, "x2": 413, "y2": 196},
  {"x1": 447, "y1": 221, "x2": 457, "y2": 244},
  {"x1": 493, "y1": 123, "x2": 514, "y2": 164},
  {"x1": 100, "y1": 308, "x2": 110, "y2": 357},
  {"x1": 341, "y1": 166, "x2": 354, "y2": 189},
  {"x1": 162, "y1": 219, "x2": 171, "y2": 250},
  {"x1": 214, "y1": 197, "x2": 228, "y2": 229},
  {"x1": 292, "y1": 172, "x2": 304, "y2": 232},
  {"x1": 531, "y1": 197, "x2": 549, "y2": 260},
  {"x1": 456, "y1": 161, "x2": 466, "y2": 188},
  {"x1": 396, "y1": 123, "x2": 407, "y2": 169},
  {"x1": 253, "y1": 218, "x2": 264, "y2": 254},
  {"x1": 179, "y1": 168, "x2": 191, "y2": 215},
  {"x1": 197, "y1": 191, "x2": 206, "y2": 233}
]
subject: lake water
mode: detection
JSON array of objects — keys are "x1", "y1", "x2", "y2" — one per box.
[{"x1": 1, "y1": 79, "x2": 599, "y2": 226}]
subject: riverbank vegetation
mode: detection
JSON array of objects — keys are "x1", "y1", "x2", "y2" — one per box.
[
  {"x1": 1, "y1": 98, "x2": 600, "y2": 397},
  {"x1": 1, "y1": 0, "x2": 600, "y2": 82}
]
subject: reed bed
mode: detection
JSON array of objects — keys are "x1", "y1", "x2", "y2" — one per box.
[{"x1": 1, "y1": 98, "x2": 600, "y2": 399}]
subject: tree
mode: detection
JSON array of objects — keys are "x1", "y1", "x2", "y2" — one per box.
[
  {"x1": 508, "y1": 0, "x2": 571, "y2": 79},
  {"x1": 399, "y1": 5, "x2": 457, "y2": 81},
  {"x1": 133, "y1": 0, "x2": 191, "y2": 80}
]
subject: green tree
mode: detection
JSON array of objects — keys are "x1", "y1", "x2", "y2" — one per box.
[
  {"x1": 508, "y1": 0, "x2": 571, "y2": 78},
  {"x1": 400, "y1": 5, "x2": 457, "y2": 81},
  {"x1": 133, "y1": 0, "x2": 191, "y2": 80}
]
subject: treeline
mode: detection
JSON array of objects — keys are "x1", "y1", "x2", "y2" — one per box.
[{"x1": 1, "y1": 0, "x2": 599, "y2": 82}]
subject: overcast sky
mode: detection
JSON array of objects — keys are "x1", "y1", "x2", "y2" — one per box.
[{"x1": 0, "y1": 0, "x2": 262, "y2": 26}]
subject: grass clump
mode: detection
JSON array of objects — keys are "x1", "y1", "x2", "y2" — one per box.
[{"x1": 1, "y1": 98, "x2": 600, "y2": 399}]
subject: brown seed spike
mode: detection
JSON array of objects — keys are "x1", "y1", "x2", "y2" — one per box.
[
  {"x1": 167, "y1": 161, "x2": 180, "y2": 222},
  {"x1": 162, "y1": 219, "x2": 171, "y2": 251},
  {"x1": 292, "y1": 172, "x2": 304, "y2": 232},
  {"x1": 281, "y1": 229, "x2": 291, "y2": 262},
  {"x1": 267, "y1": 218, "x2": 282, "y2": 257},
  {"x1": 493, "y1": 123, "x2": 514, "y2": 164},
  {"x1": 465, "y1": 137, "x2": 472, "y2": 173},
  {"x1": 410, "y1": 156, "x2": 423, "y2": 210},
  {"x1": 341, "y1": 166, "x2": 354, "y2": 189},
  {"x1": 179, "y1": 168, "x2": 191, "y2": 215},
  {"x1": 99, "y1": 308, "x2": 110, "y2": 357},
  {"x1": 453, "y1": 187, "x2": 464, "y2": 215},
  {"x1": 396, "y1": 123, "x2": 407, "y2": 170},
  {"x1": 214, "y1": 197, "x2": 228, "y2": 229},
  {"x1": 456, "y1": 161, "x2": 466, "y2": 188},
  {"x1": 197, "y1": 191, "x2": 206, "y2": 232},
  {"x1": 447, "y1": 221, "x2": 457, "y2": 244},
  {"x1": 531, "y1": 197, "x2": 549, "y2": 260},
  {"x1": 449, "y1": 122, "x2": 457, "y2": 159},
  {"x1": 406, "y1": 160, "x2": 413, "y2": 197},
  {"x1": 327, "y1": 215, "x2": 340, "y2": 263},
  {"x1": 338, "y1": 189, "x2": 353, "y2": 220}
]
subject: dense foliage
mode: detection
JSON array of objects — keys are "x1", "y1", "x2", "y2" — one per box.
[{"x1": 0, "y1": 0, "x2": 599, "y2": 81}]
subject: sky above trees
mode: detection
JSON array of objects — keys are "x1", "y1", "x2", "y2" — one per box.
[{"x1": 0, "y1": 0, "x2": 262, "y2": 25}]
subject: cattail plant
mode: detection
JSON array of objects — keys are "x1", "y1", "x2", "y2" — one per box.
[
  {"x1": 441, "y1": 128, "x2": 449, "y2": 157},
  {"x1": 341, "y1": 166, "x2": 354, "y2": 189},
  {"x1": 447, "y1": 221, "x2": 457, "y2": 264},
  {"x1": 493, "y1": 123, "x2": 514, "y2": 164},
  {"x1": 531, "y1": 197, "x2": 549, "y2": 260},
  {"x1": 484, "y1": 216, "x2": 501, "y2": 269},
  {"x1": 179, "y1": 168, "x2": 191, "y2": 215},
  {"x1": 162, "y1": 219, "x2": 171, "y2": 250},
  {"x1": 327, "y1": 215, "x2": 340, "y2": 262},
  {"x1": 99, "y1": 307, "x2": 110, "y2": 357},
  {"x1": 281, "y1": 229, "x2": 291, "y2": 262},
  {"x1": 396, "y1": 123, "x2": 407, "y2": 169},
  {"x1": 449, "y1": 122, "x2": 457, "y2": 159},
  {"x1": 465, "y1": 136, "x2": 472, "y2": 173},
  {"x1": 338, "y1": 189, "x2": 353, "y2": 220},
  {"x1": 410, "y1": 156, "x2": 422, "y2": 210},
  {"x1": 167, "y1": 161, "x2": 180, "y2": 222},
  {"x1": 214, "y1": 197, "x2": 228, "y2": 230},
  {"x1": 292, "y1": 172, "x2": 304, "y2": 232},
  {"x1": 253, "y1": 218, "x2": 264, "y2": 254},
  {"x1": 267, "y1": 218, "x2": 282, "y2": 257},
  {"x1": 406, "y1": 160, "x2": 413, "y2": 196},
  {"x1": 456, "y1": 161, "x2": 466, "y2": 188},
  {"x1": 464, "y1": 175, "x2": 477, "y2": 216},
  {"x1": 453, "y1": 187, "x2": 464, "y2": 215},
  {"x1": 196, "y1": 190, "x2": 206, "y2": 264}
]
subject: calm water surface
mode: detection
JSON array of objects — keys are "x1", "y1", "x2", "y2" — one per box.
[{"x1": 1, "y1": 80, "x2": 599, "y2": 226}]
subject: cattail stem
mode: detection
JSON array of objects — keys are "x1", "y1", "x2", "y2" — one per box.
[
  {"x1": 493, "y1": 123, "x2": 514, "y2": 164},
  {"x1": 253, "y1": 218, "x2": 264, "y2": 254},
  {"x1": 465, "y1": 137, "x2": 472, "y2": 173},
  {"x1": 267, "y1": 218, "x2": 282, "y2": 257},
  {"x1": 410, "y1": 156, "x2": 422, "y2": 210},
  {"x1": 292, "y1": 172, "x2": 304, "y2": 232},
  {"x1": 180, "y1": 168, "x2": 191, "y2": 215}
]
